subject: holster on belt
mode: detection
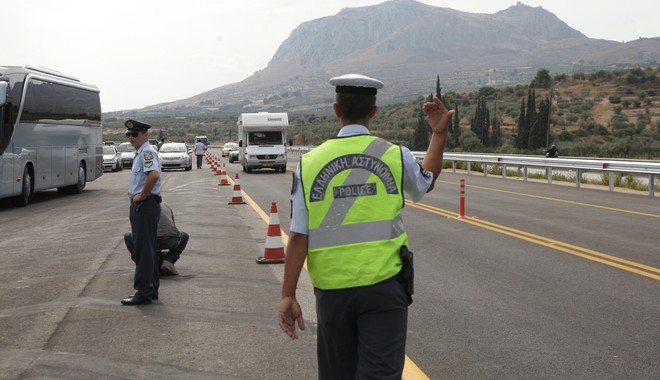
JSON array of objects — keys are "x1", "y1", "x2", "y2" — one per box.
[{"x1": 398, "y1": 245, "x2": 414, "y2": 305}]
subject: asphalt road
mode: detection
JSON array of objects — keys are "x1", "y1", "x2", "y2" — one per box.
[{"x1": 1, "y1": 149, "x2": 658, "y2": 379}]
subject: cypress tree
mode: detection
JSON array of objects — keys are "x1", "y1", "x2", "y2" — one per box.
[
  {"x1": 514, "y1": 98, "x2": 528, "y2": 149},
  {"x1": 490, "y1": 102, "x2": 501, "y2": 147},
  {"x1": 529, "y1": 97, "x2": 549, "y2": 149},
  {"x1": 525, "y1": 90, "x2": 537, "y2": 149},
  {"x1": 471, "y1": 96, "x2": 490, "y2": 146},
  {"x1": 484, "y1": 107, "x2": 490, "y2": 147},
  {"x1": 412, "y1": 106, "x2": 429, "y2": 151}
]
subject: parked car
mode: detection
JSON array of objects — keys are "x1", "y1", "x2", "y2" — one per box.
[
  {"x1": 102, "y1": 145, "x2": 123, "y2": 172},
  {"x1": 222, "y1": 142, "x2": 238, "y2": 157},
  {"x1": 117, "y1": 142, "x2": 136, "y2": 168},
  {"x1": 229, "y1": 146, "x2": 239, "y2": 163},
  {"x1": 158, "y1": 142, "x2": 193, "y2": 171}
]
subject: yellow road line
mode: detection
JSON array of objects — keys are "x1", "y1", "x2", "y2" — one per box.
[
  {"x1": 228, "y1": 175, "x2": 288, "y2": 245},
  {"x1": 403, "y1": 356, "x2": 431, "y2": 380},
  {"x1": 436, "y1": 179, "x2": 660, "y2": 219},
  {"x1": 407, "y1": 200, "x2": 660, "y2": 281}
]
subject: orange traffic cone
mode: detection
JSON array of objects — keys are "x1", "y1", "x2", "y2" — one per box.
[
  {"x1": 228, "y1": 173, "x2": 246, "y2": 204},
  {"x1": 217, "y1": 168, "x2": 229, "y2": 186},
  {"x1": 257, "y1": 202, "x2": 286, "y2": 264}
]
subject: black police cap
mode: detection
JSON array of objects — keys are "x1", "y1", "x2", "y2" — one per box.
[{"x1": 124, "y1": 119, "x2": 152, "y2": 131}]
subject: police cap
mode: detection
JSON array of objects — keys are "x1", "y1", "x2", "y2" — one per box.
[
  {"x1": 330, "y1": 74, "x2": 384, "y2": 95},
  {"x1": 124, "y1": 119, "x2": 151, "y2": 132}
]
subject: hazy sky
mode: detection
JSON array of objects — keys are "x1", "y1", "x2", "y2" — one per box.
[{"x1": 3, "y1": 0, "x2": 658, "y2": 112}]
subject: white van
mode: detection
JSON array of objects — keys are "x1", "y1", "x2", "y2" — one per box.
[
  {"x1": 195, "y1": 135, "x2": 209, "y2": 146},
  {"x1": 237, "y1": 112, "x2": 288, "y2": 173}
]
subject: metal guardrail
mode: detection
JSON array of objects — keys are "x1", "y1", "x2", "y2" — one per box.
[
  {"x1": 418, "y1": 153, "x2": 659, "y2": 198},
  {"x1": 289, "y1": 147, "x2": 659, "y2": 197}
]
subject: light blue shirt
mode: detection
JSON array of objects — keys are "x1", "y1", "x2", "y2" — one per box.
[
  {"x1": 289, "y1": 124, "x2": 434, "y2": 234},
  {"x1": 194, "y1": 141, "x2": 206, "y2": 155},
  {"x1": 129, "y1": 141, "x2": 161, "y2": 198}
]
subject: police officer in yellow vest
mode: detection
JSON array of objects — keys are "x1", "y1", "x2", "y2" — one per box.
[{"x1": 279, "y1": 73, "x2": 454, "y2": 379}]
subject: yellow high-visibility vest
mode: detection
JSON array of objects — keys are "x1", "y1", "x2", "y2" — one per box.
[{"x1": 301, "y1": 134, "x2": 408, "y2": 289}]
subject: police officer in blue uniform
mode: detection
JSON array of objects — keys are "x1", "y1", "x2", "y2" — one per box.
[
  {"x1": 279, "y1": 74, "x2": 454, "y2": 379},
  {"x1": 122, "y1": 119, "x2": 162, "y2": 306}
]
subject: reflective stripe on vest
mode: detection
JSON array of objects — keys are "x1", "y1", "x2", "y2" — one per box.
[
  {"x1": 301, "y1": 135, "x2": 407, "y2": 289},
  {"x1": 308, "y1": 207, "x2": 405, "y2": 249}
]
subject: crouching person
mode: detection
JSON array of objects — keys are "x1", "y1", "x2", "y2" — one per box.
[{"x1": 124, "y1": 202, "x2": 189, "y2": 276}]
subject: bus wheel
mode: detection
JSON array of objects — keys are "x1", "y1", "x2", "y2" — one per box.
[
  {"x1": 59, "y1": 163, "x2": 86, "y2": 194},
  {"x1": 70, "y1": 164, "x2": 87, "y2": 194},
  {"x1": 12, "y1": 167, "x2": 33, "y2": 207}
]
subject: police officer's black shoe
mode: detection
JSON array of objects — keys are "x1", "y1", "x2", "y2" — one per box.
[
  {"x1": 125, "y1": 294, "x2": 158, "y2": 300},
  {"x1": 121, "y1": 294, "x2": 152, "y2": 305}
]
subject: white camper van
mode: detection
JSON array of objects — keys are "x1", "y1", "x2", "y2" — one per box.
[
  {"x1": 237, "y1": 112, "x2": 288, "y2": 173},
  {"x1": 195, "y1": 135, "x2": 209, "y2": 146}
]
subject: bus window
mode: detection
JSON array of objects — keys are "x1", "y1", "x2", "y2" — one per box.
[
  {"x1": 0, "y1": 81, "x2": 6, "y2": 104},
  {"x1": 21, "y1": 79, "x2": 101, "y2": 126},
  {"x1": 0, "y1": 81, "x2": 9, "y2": 155}
]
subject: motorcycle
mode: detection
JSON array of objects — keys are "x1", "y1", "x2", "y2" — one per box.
[{"x1": 545, "y1": 145, "x2": 559, "y2": 158}]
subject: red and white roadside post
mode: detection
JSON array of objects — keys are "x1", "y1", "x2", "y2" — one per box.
[{"x1": 459, "y1": 178, "x2": 465, "y2": 218}]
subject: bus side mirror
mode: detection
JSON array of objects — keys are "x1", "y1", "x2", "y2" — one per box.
[
  {"x1": 0, "y1": 82, "x2": 7, "y2": 105},
  {"x1": 239, "y1": 140, "x2": 243, "y2": 147}
]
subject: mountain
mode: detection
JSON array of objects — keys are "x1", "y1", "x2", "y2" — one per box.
[{"x1": 141, "y1": 0, "x2": 660, "y2": 113}]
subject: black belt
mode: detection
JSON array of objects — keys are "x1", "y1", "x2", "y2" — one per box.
[
  {"x1": 314, "y1": 274, "x2": 400, "y2": 292},
  {"x1": 131, "y1": 194, "x2": 162, "y2": 204}
]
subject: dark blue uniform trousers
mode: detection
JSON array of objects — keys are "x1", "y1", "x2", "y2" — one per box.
[
  {"x1": 129, "y1": 198, "x2": 160, "y2": 298},
  {"x1": 315, "y1": 276, "x2": 409, "y2": 380}
]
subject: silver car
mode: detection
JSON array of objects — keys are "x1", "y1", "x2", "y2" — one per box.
[
  {"x1": 229, "y1": 146, "x2": 239, "y2": 163},
  {"x1": 222, "y1": 142, "x2": 238, "y2": 157},
  {"x1": 158, "y1": 142, "x2": 193, "y2": 171},
  {"x1": 117, "y1": 142, "x2": 135, "y2": 168},
  {"x1": 102, "y1": 145, "x2": 123, "y2": 172}
]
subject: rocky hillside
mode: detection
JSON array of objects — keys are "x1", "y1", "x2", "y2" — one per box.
[{"x1": 120, "y1": 0, "x2": 659, "y2": 115}]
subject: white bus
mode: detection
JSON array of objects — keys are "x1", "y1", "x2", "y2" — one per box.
[{"x1": 0, "y1": 65, "x2": 103, "y2": 206}]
